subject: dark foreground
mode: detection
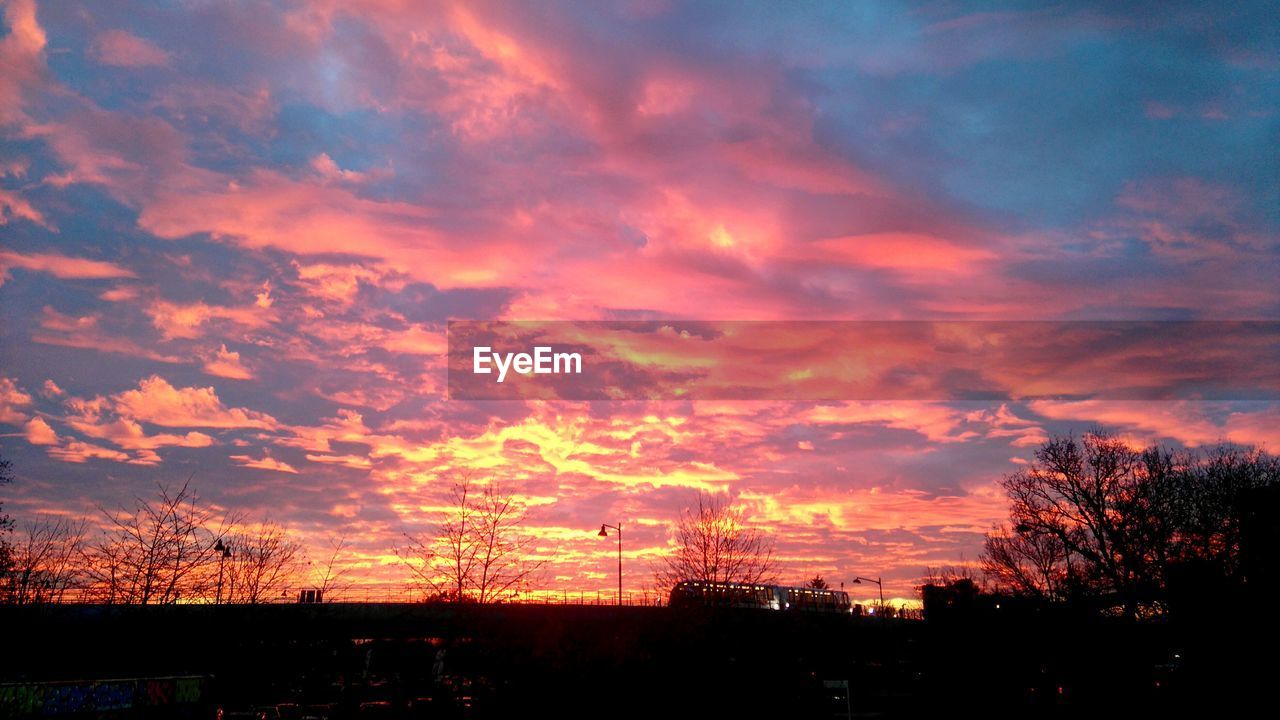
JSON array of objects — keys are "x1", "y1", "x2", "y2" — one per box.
[{"x1": 1, "y1": 602, "x2": 1273, "y2": 719}]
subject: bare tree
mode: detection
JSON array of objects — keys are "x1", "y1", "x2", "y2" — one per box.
[
  {"x1": 2, "y1": 516, "x2": 87, "y2": 604},
  {"x1": 1163, "y1": 443, "x2": 1280, "y2": 576},
  {"x1": 312, "y1": 533, "x2": 353, "y2": 601},
  {"x1": 919, "y1": 563, "x2": 985, "y2": 619},
  {"x1": 469, "y1": 481, "x2": 544, "y2": 603},
  {"x1": 223, "y1": 521, "x2": 303, "y2": 604},
  {"x1": 995, "y1": 431, "x2": 1165, "y2": 615},
  {"x1": 401, "y1": 476, "x2": 478, "y2": 602},
  {"x1": 981, "y1": 525, "x2": 1071, "y2": 600},
  {"x1": 399, "y1": 474, "x2": 544, "y2": 603},
  {"x1": 84, "y1": 481, "x2": 238, "y2": 604},
  {"x1": 983, "y1": 430, "x2": 1280, "y2": 616},
  {"x1": 0, "y1": 451, "x2": 13, "y2": 585},
  {"x1": 655, "y1": 492, "x2": 776, "y2": 591},
  {"x1": 921, "y1": 563, "x2": 982, "y2": 587}
]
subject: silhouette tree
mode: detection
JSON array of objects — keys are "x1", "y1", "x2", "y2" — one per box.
[
  {"x1": 84, "y1": 480, "x2": 239, "y2": 604},
  {"x1": 312, "y1": 533, "x2": 353, "y2": 601},
  {"x1": 399, "y1": 474, "x2": 544, "y2": 603},
  {"x1": 655, "y1": 492, "x2": 776, "y2": 591},
  {"x1": 982, "y1": 430, "x2": 1279, "y2": 616},
  {"x1": 981, "y1": 525, "x2": 1072, "y2": 601},
  {"x1": 920, "y1": 565, "x2": 984, "y2": 621},
  {"x1": 222, "y1": 520, "x2": 303, "y2": 604},
  {"x1": 0, "y1": 453, "x2": 11, "y2": 589},
  {"x1": 807, "y1": 575, "x2": 829, "y2": 590},
  {"x1": 992, "y1": 431, "x2": 1169, "y2": 615},
  {"x1": 0, "y1": 450, "x2": 13, "y2": 587},
  {"x1": 1163, "y1": 443, "x2": 1280, "y2": 576},
  {"x1": 1, "y1": 515, "x2": 87, "y2": 604}
]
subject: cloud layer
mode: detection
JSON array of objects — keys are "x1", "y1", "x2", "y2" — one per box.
[{"x1": 1, "y1": 0, "x2": 1277, "y2": 601}]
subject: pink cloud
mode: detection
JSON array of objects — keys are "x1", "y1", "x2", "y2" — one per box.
[
  {"x1": 45, "y1": 439, "x2": 131, "y2": 464},
  {"x1": 99, "y1": 285, "x2": 141, "y2": 302},
  {"x1": 0, "y1": 250, "x2": 135, "y2": 284},
  {"x1": 277, "y1": 409, "x2": 374, "y2": 455},
  {"x1": 33, "y1": 306, "x2": 183, "y2": 363},
  {"x1": 305, "y1": 453, "x2": 373, "y2": 470},
  {"x1": 310, "y1": 153, "x2": 370, "y2": 183},
  {"x1": 90, "y1": 29, "x2": 170, "y2": 68},
  {"x1": 799, "y1": 402, "x2": 979, "y2": 444},
  {"x1": 796, "y1": 233, "x2": 997, "y2": 275},
  {"x1": 137, "y1": 171, "x2": 536, "y2": 290},
  {"x1": 111, "y1": 375, "x2": 279, "y2": 429},
  {"x1": 230, "y1": 450, "x2": 299, "y2": 474},
  {"x1": 203, "y1": 344, "x2": 254, "y2": 380},
  {"x1": 0, "y1": 188, "x2": 50, "y2": 228},
  {"x1": 293, "y1": 262, "x2": 386, "y2": 306},
  {"x1": 63, "y1": 408, "x2": 215, "y2": 452},
  {"x1": 23, "y1": 416, "x2": 59, "y2": 445},
  {"x1": 0, "y1": 376, "x2": 33, "y2": 424},
  {"x1": 1027, "y1": 400, "x2": 1280, "y2": 449},
  {"x1": 146, "y1": 299, "x2": 272, "y2": 340},
  {"x1": 0, "y1": 0, "x2": 46, "y2": 125}
]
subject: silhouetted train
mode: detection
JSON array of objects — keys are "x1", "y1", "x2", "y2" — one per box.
[{"x1": 668, "y1": 580, "x2": 853, "y2": 613}]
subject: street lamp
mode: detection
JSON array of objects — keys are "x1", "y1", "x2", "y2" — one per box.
[
  {"x1": 598, "y1": 523, "x2": 622, "y2": 606},
  {"x1": 214, "y1": 538, "x2": 232, "y2": 605},
  {"x1": 852, "y1": 576, "x2": 884, "y2": 609}
]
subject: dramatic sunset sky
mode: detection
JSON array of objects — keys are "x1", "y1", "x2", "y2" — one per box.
[{"x1": 1, "y1": 0, "x2": 1277, "y2": 602}]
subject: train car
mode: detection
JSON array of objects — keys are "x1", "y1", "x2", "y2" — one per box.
[
  {"x1": 668, "y1": 580, "x2": 852, "y2": 613},
  {"x1": 781, "y1": 585, "x2": 853, "y2": 613}
]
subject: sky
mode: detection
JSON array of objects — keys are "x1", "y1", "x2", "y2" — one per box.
[{"x1": 1, "y1": 0, "x2": 1277, "y2": 603}]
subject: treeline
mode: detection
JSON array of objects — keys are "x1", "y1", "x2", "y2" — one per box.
[
  {"x1": 0, "y1": 473, "x2": 350, "y2": 605},
  {"x1": 927, "y1": 430, "x2": 1279, "y2": 619}
]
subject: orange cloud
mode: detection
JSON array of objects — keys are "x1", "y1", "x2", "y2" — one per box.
[
  {"x1": 230, "y1": 451, "x2": 299, "y2": 474},
  {"x1": 306, "y1": 453, "x2": 374, "y2": 470},
  {"x1": 111, "y1": 375, "x2": 279, "y2": 429},
  {"x1": 203, "y1": 344, "x2": 253, "y2": 380},
  {"x1": 1027, "y1": 400, "x2": 1280, "y2": 449},
  {"x1": 800, "y1": 233, "x2": 997, "y2": 275},
  {"x1": 63, "y1": 410, "x2": 215, "y2": 452},
  {"x1": 23, "y1": 416, "x2": 58, "y2": 445},
  {"x1": 33, "y1": 306, "x2": 183, "y2": 363},
  {"x1": 0, "y1": 376, "x2": 33, "y2": 424},
  {"x1": 137, "y1": 171, "x2": 535, "y2": 290},
  {"x1": 45, "y1": 439, "x2": 130, "y2": 464},
  {"x1": 293, "y1": 262, "x2": 387, "y2": 305},
  {"x1": 146, "y1": 299, "x2": 271, "y2": 340},
  {"x1": 278, "y1": 408, "x2": 375, "y2": 454}
]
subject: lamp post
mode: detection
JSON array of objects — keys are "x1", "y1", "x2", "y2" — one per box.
[
  {"x1": 852, "y1": 576, "x2": 883, "y2": 610},
  {"x1": 598, "y1": 523, "x2": 622, "y2": 605},
  {"x1": 214, "y1": 538, "x2": 232, "y2": 605}
]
